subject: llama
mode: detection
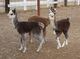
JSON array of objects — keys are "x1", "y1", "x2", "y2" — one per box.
[
  {"x1": 8, "y1": 8, "x2": 45, "y2": 53},
  {"x1": 28, "y1": 15, "x2": 50, "y2": 42},
  {"x1": 49, "y1": 7, "x2": 70, "y2": 49}
]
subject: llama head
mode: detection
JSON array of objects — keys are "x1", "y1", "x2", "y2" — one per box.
[
  {"x1": 49, "y1": 7, "x2": 56, "y2": 13},
  {"x1": 49, "y1": 7, "x2": 56, "y2": 20},
  {"x1": 8, "y1": 8, "x2": 16, "y2": 19}
]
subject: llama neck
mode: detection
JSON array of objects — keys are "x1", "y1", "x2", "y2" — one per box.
[
  {"x1": 54, "y1": 13, "x2": 57, "y2": 26},
  {"x1": 53, "y1": 13, "x2": 57, "y2": 29},
  {"x1": 49, "y1": 13, "x2": 56, "y2": 29},
  {"x1": 12, "y1": 15, "x2": 18, "y2": 28}
]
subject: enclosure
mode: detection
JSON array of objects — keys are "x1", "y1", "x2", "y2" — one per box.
[
  {"x1": 0, "y1": 0, "x2": 80, "y2": 59},
  {"x1": 0, "y1": 5, "x2": 80, "y2": 59}
]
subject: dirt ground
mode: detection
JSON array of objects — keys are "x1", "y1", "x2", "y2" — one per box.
[{"x1": 0, "y1": 6, "x2": 80, "y2": 59}]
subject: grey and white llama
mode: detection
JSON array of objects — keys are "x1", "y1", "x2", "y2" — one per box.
[
  {"x1": 49, "y1": 7, "x2": 70, "y2": 49},
  {"x1": 8, "y1": 9, "x2": 44, "y2": 53}
]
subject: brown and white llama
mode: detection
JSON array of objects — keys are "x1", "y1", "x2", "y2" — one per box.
[
  {"x1": 8, "y1": 8, "x2": 45, "y2": 53},
  {"x1": 28, "y1": 15, "x2": 50, "y2": 42},
  {"x1": 27, "y1": 8, "x2": 58, "y2": 43},
  {"x1": 49, "y1": 7, "x2": 70, "y2": 49}
]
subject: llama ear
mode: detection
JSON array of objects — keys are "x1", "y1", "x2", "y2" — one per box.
[
  {"x1": 49, "y1": 7, "x2": 53, "y2": 13},
  {"x1": 12, "y1": 8, "x2": 16, "y2": 14},
  {"x1": 49, "y1": 7, "x2": 56, "y2": 13},
  {"x1": 52, "y1": 8, "x2": 56, "y2": 12}
]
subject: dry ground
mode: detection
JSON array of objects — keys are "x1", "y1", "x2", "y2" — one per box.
[{"x1": 0, "y1": 6, "x2": 80, "y2": 59}]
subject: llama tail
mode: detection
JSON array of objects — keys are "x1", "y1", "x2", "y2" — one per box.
[{"x1": 66, "y1": 18, "x2": 69, "y2": 21}]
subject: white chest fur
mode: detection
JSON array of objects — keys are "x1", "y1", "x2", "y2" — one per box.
[{"x1": 11, "y1": 19, "x2": 15, "y2": 28}]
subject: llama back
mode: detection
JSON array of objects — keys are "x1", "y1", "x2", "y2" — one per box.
[
  {"x1": 17, "y1": 22, "x2": 41, "y2": 34},
  {"x1": 28, "y1": 16, "x2": 50, "y2": 26},
  {"x1": 56, "y1": 18, "x2": 70, "y2": 31}
]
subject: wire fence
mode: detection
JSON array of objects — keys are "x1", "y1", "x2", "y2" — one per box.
[
  {"x1": 0, "y1": 0, "x2": 4, "y2": 7},
  {"x1": 0, "y1": 0, "x2": 80, "y2": 13},
  {"x1": 8, "y1": 0, "x2": 80, "y2": 10},
  {"x1": 10, "y1": 0, "x2": 22, "y2": 2}
]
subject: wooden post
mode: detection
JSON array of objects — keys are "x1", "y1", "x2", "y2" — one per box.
[
  {"x1": 37, "y1": 0, "x2": 40, "y2": 16},
  {"x1": 54, "y1": 0, "x2": 58, "y2": 8},
  {"x1": 5, "y1": 0, "x2": 10, "y2": 13},
  {"x1": 64, "y1": 0, "x2": 67, "y2": 6}
]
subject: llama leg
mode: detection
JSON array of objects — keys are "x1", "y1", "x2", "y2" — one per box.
[
  {"x1": 33, "y1": 33, "x2": 44, "y2": 52},
  {"x1": 23, "y1": 40, "x2": 27, "y2": 53},
  {"x1": 36, "y1": 34, "x2": 44, "y2": 52},
  {"x1": 56, "y1": 32, "x2": 62, "y2": 49},
  {"x1": 62, "y1": 32, "x2": 68, "y2": 47},
  {"x1": 43, "y1": 27, "x2": 47, "y2": 42},
  {"x1": 65, "y1": 33, "x2": 68, "y2": 45},
  {"x1": 19, "y1": 35, "x2": 24, "y2": 51},
  {"x1": 29, "y1": 32, "x2": 33, "y2": 43},
  {"x1": 56, "y1": 37, "x2": 61, "y2": 49},
  {"x1": 62, "y1": 40, "x2": 66, "y2": 47},
  {"x1": 22, "y1": 34, "x2": 27, "y2": 53}
]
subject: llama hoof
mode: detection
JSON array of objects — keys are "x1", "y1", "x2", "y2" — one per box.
[
  {"x1": 22, "y1": 48, "x2": 27, "y2": 53},
  {"x1": 22, "y1": 50, "x2": 26, "y2": 53},
  {"x1": 57, "y1": 46, "x2": 60, "y2": 49},
  {"x1": 62, "y1": 45, "x2": 65, "y2": 48},
  {"x1": 19, "y1": 48, "x2": 22, "y2": 51},
  {"x1": 19, "y1": 47, "x2": 23, "y2": 51},
  {"x1": 36, "y1": 49, "x2": 40, "y2": 52},
  {"x1": 62, "y1": 40, "x2": 68, "y2": 47},
  {"x1": 66, "y1": 42, "x2": 68, "y2": 46},
  {"x1": 62, "y1": 41, "x2": 66, "y2": 47},
  {"x1": 66, "y1": 41, "x2": 68, "y2": 46},
  {"x1": 62, "y1": 44, "x2": 65, "y2": 48},
  {"x1": 30, "y1": 40, "x2": 33, "y2": 43},
  {"x1": 57, "y1": 45, "x2": 61, "y2": 49}
]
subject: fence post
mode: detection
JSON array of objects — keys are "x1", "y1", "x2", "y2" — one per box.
[
  {"x1": 54, "y1": 0, "x2": 58, "y2": 8},
  {"x1": 24, "y1": 0, "x2": 27, "y2": 10},
  {"x1": 37, "y1": 0, "x2": 40, "y2": 16},
  {"x1": 64, "y1": 0, "x2": 67, "y2": 6},
  {"x1": 5, "y1": 0, "x2": 10, "y2": 13}
]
